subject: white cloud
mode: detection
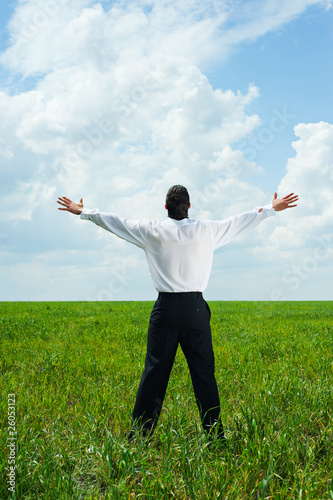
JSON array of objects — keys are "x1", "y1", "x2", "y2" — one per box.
[
  {"x1": 278, "y1": 121, "x2": 333, "y2": 233},
  {"x1": 253, "y1": 121, "x2": 333, "y2": 261},
  {"x1": 3, "y1": 179, "x2": 57, "y2": 221},
  {"x1": 1, "y1": 0, "x2": 328, "y2": 76},
  {"x1": 0, "y1": 138, "x2": 14, "y2": 159}
]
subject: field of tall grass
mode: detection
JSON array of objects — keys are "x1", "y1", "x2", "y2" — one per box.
[{"x1": 1, "y1": 301, "x2": 332, "y2": 499}]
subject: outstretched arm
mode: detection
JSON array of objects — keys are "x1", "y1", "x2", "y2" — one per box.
[
  {"x1": 213, "y1": 191, "x2": 299, "y2": 249},
  {"x1": 57, "y1": 196, "x2": 83, "y2": 215},
  {"x1": 57, "y1": 197, "x2": 148, "y2": 249}
]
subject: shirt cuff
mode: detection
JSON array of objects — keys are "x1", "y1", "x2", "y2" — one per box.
[
  {"x1": 80, "y1": 207, "x2": 100, "y2": 220},
  {"x1": 255, "y1": 204, "x2": 276, "y2": 216}
]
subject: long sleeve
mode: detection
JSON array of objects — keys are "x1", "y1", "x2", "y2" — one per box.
[
  {"x1": 80, "y1": 208, "x2": 149, "y2": 249},
  {"x1": 211, "y1": 204, "x2": 276, "y2": 249}
]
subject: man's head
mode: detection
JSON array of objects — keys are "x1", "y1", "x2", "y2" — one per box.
[{"x1": 165, "y1": 185, "x2": 190, "y2": 220}]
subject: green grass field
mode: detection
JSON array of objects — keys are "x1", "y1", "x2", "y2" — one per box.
[{"x1": 1, "y1": 301, "x2": 333, "y2": 499}]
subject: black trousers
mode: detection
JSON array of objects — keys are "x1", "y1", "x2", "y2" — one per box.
[{"x1": 132, "y1": 292, "x2": 224, "y2": 436}]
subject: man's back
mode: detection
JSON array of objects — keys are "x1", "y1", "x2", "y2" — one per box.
[{"x1": 145, "y1": 218, "x2": 216, "y2": 292}]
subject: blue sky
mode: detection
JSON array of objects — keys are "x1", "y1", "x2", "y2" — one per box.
[{"x1": 0, "y1": 0, "x2": 333, "y2": 301}]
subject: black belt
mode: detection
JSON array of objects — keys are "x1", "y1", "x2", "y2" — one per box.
[{"x1": 158, "y1": 291, "x2": 203, "y2": 299}]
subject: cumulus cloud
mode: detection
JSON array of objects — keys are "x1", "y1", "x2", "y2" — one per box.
[
  {"x1": 277, "y1": 122, "x2": 333, "y2": 240},
  {"x1": 252, "y1": 121, "x2": 333, "y2": 264}
]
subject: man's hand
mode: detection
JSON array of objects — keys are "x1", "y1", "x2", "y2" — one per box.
[
  {"x1": 57, "y1": 196, "x2": 83, "y2": 215},
  {"x1": 272, "y1": 192, "x2": 298, "y2": 211}
]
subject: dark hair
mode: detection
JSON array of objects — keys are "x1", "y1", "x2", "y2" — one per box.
[{"x1": 165, "y1": 185, "x2": 190, "y2": 220}]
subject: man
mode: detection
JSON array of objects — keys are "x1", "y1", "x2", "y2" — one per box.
[{"x1": 57, "y1": 186, "x2": 298, "y2": 442}]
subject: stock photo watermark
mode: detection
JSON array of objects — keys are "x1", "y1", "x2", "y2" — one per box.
[
  {"x1": 6, "y1": 393, "x2": 17, "y2": 494},
  {"x1": 57, "y1": 70, "x2": 161, "y2": 174},
  {"x1": 91, "y1": 267, "x2": 134, "y2": 302},
  {"x1": 17, "y1": 0, "x2": 69, "y2": 44},
  {"x1": 192, "y1": 106, "x2": 295, "y2": 209},
  {"x1": 238, "y1": 107, "x2": 296, "y2": 162},
  {"x1": 270, "y1": 234, "x2": 333, "y2": 301}
]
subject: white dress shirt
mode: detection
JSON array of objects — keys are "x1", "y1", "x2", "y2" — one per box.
[{"x1": 80, "y1": 204, "x2": 275, "y2": 293}]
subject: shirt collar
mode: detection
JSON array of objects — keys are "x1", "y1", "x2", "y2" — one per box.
[{"x1": 166, "y1": 217, "x2": 194, "y2": 225}]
